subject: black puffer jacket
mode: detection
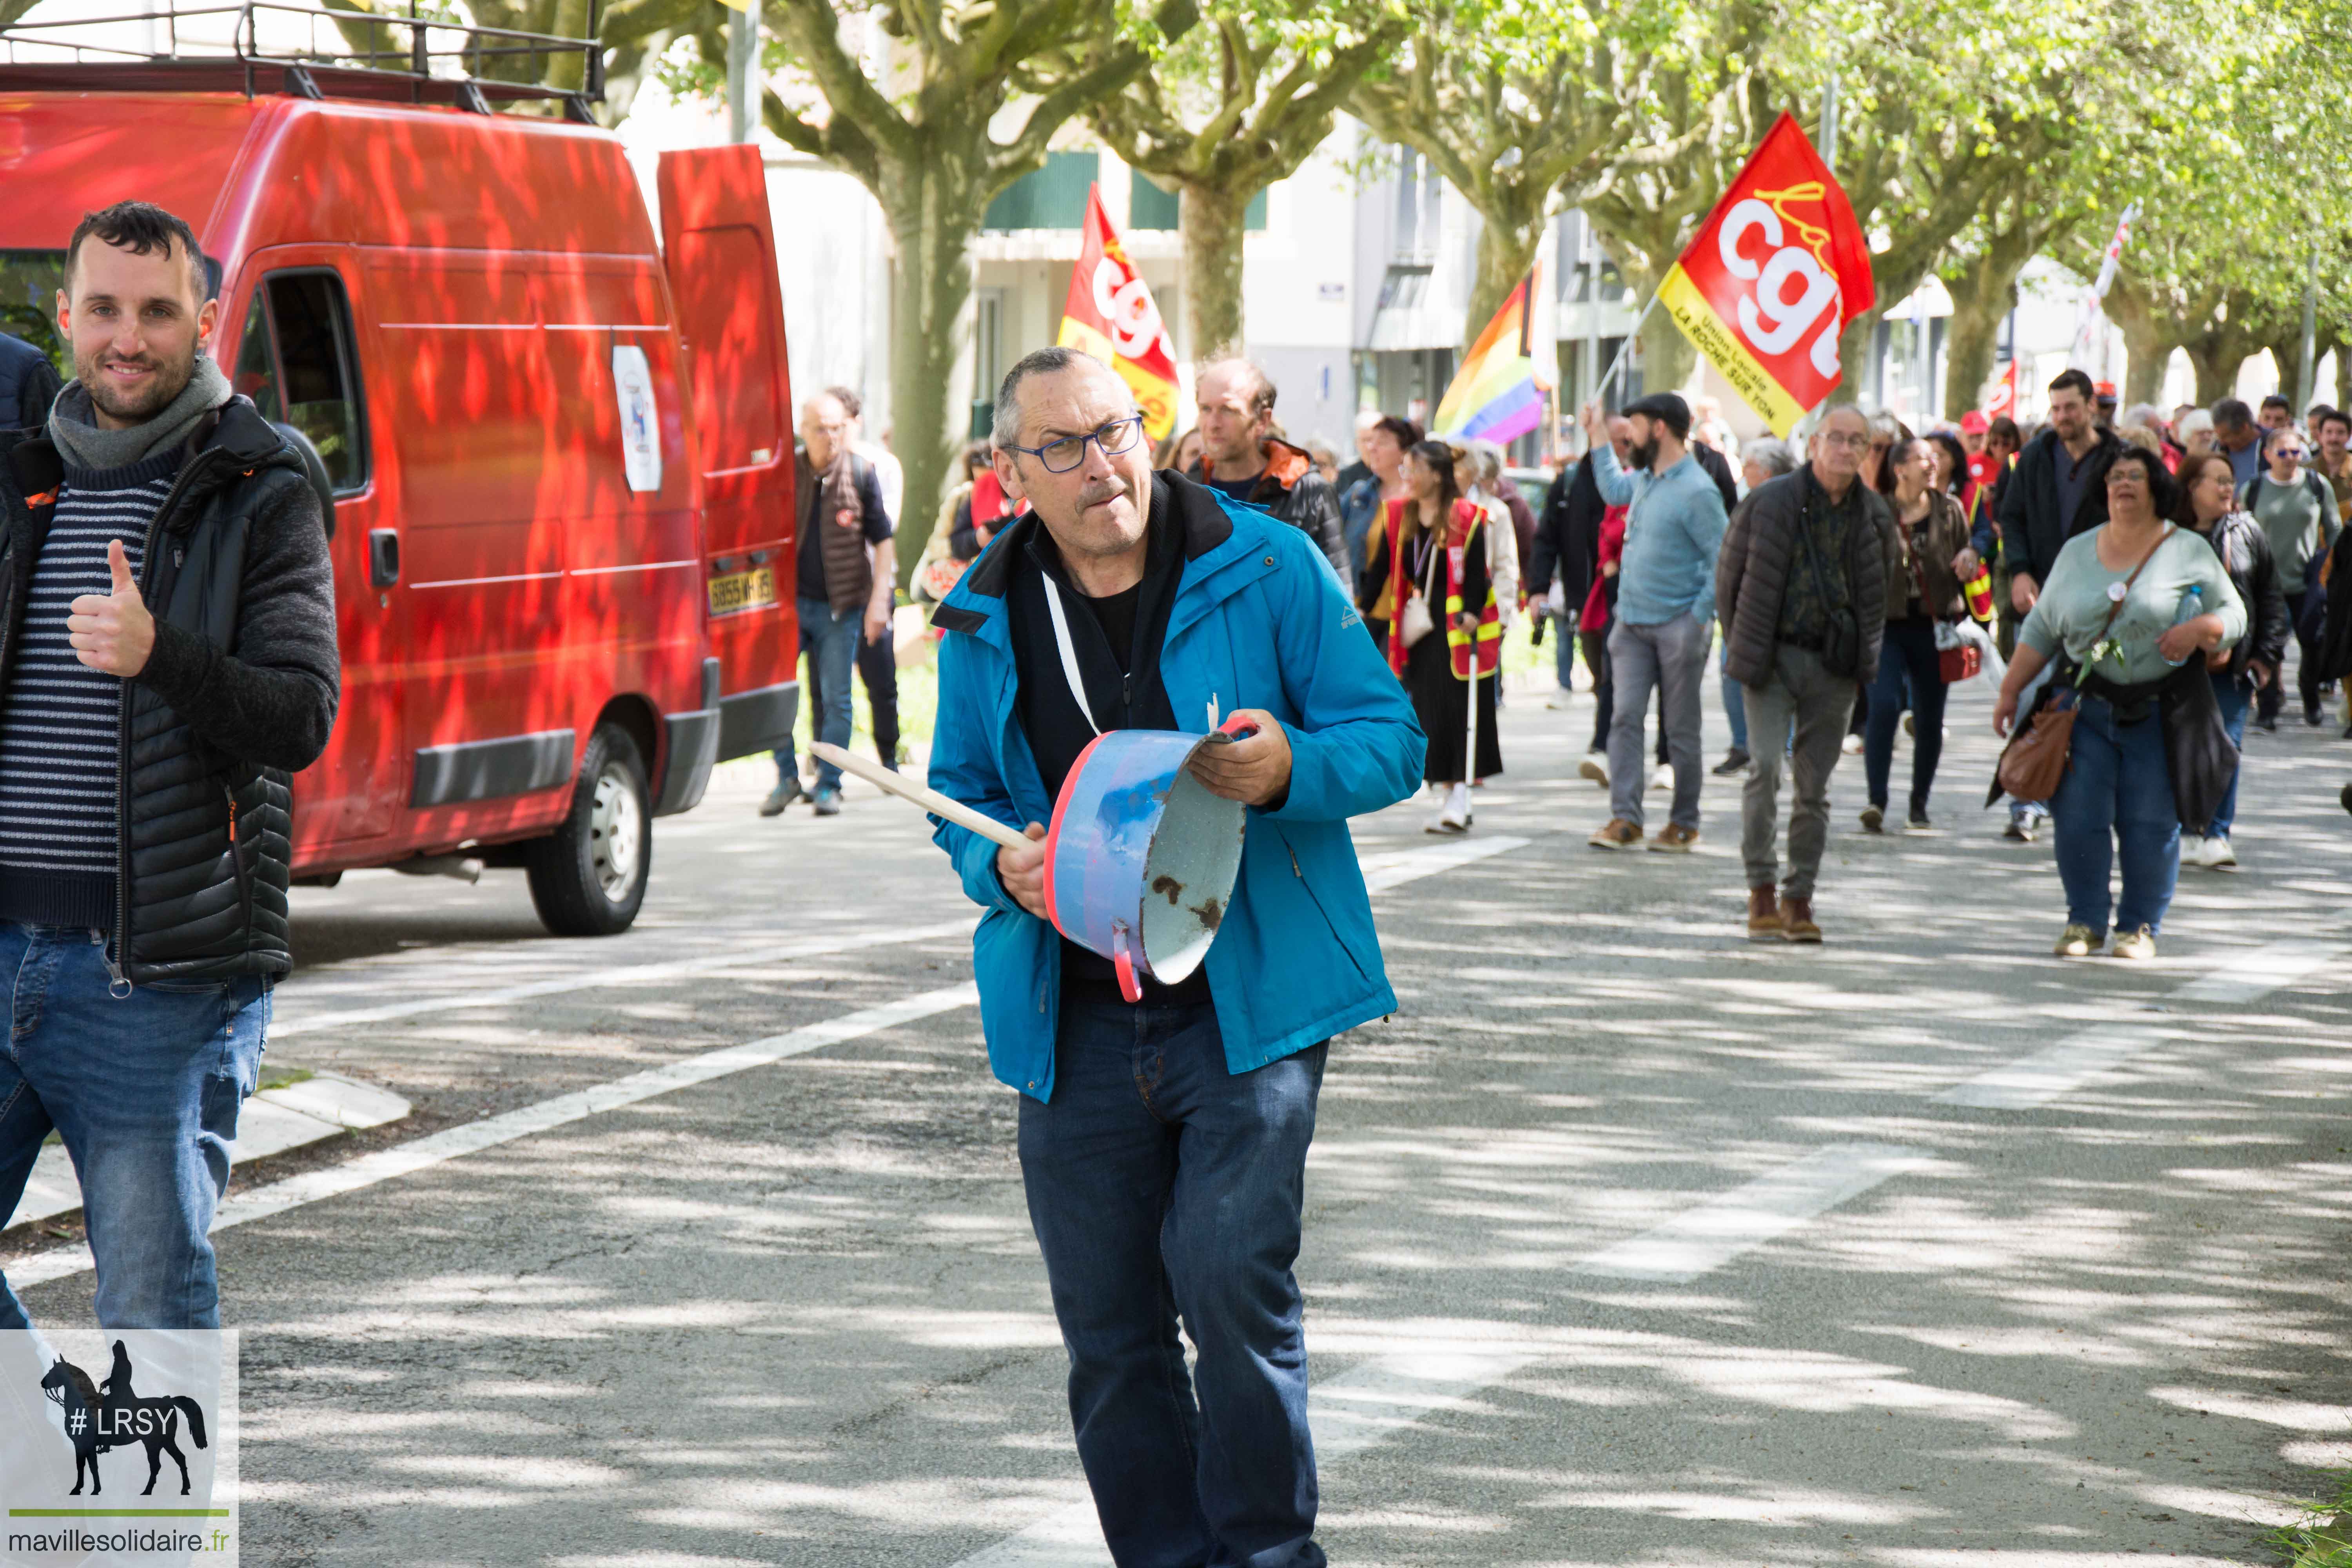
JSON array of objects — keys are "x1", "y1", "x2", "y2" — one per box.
[
  {"x1": 0, "y1": 398, "x2": 339, "y2": 986},
  {"x1": 1528, "y1": 452, "x2": 1604, "y2": 610},
  {"x1": 2192, "y1": 508, "x2": 2289, "y2": 683},
  {"x1": 1998, "y1": 426, "x2": 2122, "y2": 587},
  {"x1": 0, "y1": 335, "x2": 62, "y2": 432},
  {"x1": 1717, "y1": 465, "x2": 1896, "y2": 687},
  {"x1": 1196, "y1": 438, "x2": 1350, "y2": 588}
]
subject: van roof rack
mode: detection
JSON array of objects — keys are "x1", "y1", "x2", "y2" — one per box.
[{"x1": 0, "y1": 0, "x2": 603, "y2": 117}]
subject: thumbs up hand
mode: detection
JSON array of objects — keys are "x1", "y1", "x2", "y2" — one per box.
[{"x1": 68, "y1": 539, "x2": 156, "y2": 677}]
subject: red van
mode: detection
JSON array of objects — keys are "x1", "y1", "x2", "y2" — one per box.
[{"x1": 0, "y1": 49, "x2": 800, "y2": 935}]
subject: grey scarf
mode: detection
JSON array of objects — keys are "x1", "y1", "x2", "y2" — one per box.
[{"x1": 47, "y1": 352, "x2": 231, "y2": 475}]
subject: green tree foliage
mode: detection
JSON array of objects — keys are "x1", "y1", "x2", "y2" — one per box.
[
  {"x1": 315, "y1": 0, "x2": 705, "y2": 118},
  {"x1": 1351, "y1": 0, "x2": 1744, "y2": 357},
  {"x1": 1086, "y1": 1, "x2": 1405, "y2": 359},
  {"x1": 757, "y1": 0, "x2": 1195, "y2": 580},
  {"x1": 2083, "y1": 0, "x2": 2352, "y2": 409},
  {"x1": 1568, "y1": 13, "x2": 1770, "y2": 396}
]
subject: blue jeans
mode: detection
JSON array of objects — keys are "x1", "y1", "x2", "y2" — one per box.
[
  {"x1": 0, "y1": 925, "x2": 269, "y2": 1328},
  {"x1": 775, "y1": 596, "x2": 860, "y2": 793},
  {"x1": 1720, "y1": 644, "x2": 1748, "y2": 752},
  {"x1": 2206, "y1": 672, "x2": 2250, "y2": 838},
  {"x1": 1864, "y1": 620, "x2": 1948, "y2": 812},
  {"x1": 2049, "y1": 696, "x2": 2180, "y2": 937},
  {"x1": 1017, "y1": 999, "x2": 1327, "y2": 1568}
]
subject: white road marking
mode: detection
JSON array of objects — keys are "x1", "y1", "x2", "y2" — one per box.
[
  {"x1": 1936, "y1": 936, "x2": 2349, "y2": 1109},
  {"x1": 2167, "y1": 936, "x2": 2347, "y2": 1004},
  {"x1": 12, "y1": 1073, "x2": 412, "y2": 1230},
  {"x1": 1570, "y1": 1143, "x2": 1930, "y2": 1284},
  {"x1": 12, "y1": 826, "x2": 1531, "y2": 1289},
  {"x1": 1359, "y1": 835, "x2": 1530, "y2": 893},
  {"x1": 271, "y1": 835, "x2": 1522, "y2": 1043},
  {"x1": 1935, "y1": 1027, "x2": 2153, "y2": 1111},
  {"x1": 946, "y1": 1348, "x2": 1537, "y2": 1567},
  {"x1": 5, "y1": 984, "x2": 980, "y2": 1292},
  {"x1": 269, "y1": 921, "x2": 975, "y2": 1040}
]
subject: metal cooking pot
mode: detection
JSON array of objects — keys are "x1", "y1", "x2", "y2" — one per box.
[{"x1": 1041, "y1": 716, "x2": 1256, "y2": 1001}]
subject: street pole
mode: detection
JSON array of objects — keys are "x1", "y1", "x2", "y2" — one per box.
[
  {"x1": 1794, "y1": 74, "x2": 1840, "y2": 437},
  {"x1": 2299, "y1": 246, "x2": 2319, "y2": 412},
  {"x1": 1583, "y1": 215, "x2": 1601, "y2": 431},
  {"x1": 726, "y1": 1, "x2": 759, "y2": 145},
  {"x1": 1590, "y1": 294, "x2": 1659, "y2": 410}
]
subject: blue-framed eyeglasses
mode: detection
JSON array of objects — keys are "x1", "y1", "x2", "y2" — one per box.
[{"x1": 1002, "y1": 415, "x2": 1148, "y2": 474}]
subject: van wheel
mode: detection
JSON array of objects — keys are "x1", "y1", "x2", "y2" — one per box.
[{"x1": 525, "y1": 723, "x2": 651, "y2": 936}]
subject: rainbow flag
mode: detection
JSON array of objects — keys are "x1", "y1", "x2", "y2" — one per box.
[{"x1": 1432, "y1": 273, "x2": 1546, "y2": 445}]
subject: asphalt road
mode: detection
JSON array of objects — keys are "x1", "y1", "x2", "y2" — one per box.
[{"x1": 7, "y1": 668, "x2": 2350, "y2": 1568}]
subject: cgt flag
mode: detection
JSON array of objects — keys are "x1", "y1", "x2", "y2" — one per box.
[
  {"x1": 1655, "y1": 111, "x2": 1876, "y2": 436},
  {"x1": 1056, "y1": 184, "x2": 1181, "y2": 441}
]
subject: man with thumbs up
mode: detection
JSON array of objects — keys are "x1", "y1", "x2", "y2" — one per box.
[{"x1": 0, "y1": 201, "x2": 338, "y2": 1332}]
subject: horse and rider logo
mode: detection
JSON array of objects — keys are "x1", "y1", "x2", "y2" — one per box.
[{"x1": 36, "y1": 1339, "x2": 210, "y2": 1496}]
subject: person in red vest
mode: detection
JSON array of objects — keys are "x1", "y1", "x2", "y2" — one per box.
[{"x1": 1356, "y1": 438, "x2": 1500, "y2": 831}]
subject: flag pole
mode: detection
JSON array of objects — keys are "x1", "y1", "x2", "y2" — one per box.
[{"x1": 1590, "y1": 292, "x2": 1660, "y2": 410}]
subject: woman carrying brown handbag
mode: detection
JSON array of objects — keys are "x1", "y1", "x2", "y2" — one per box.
[{"x1": 1991, "y1": 446, "x2": 2246, "y2": 960}]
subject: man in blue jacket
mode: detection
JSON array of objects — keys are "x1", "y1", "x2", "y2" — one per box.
[{"x1": 928, "y1": 346, "x2": 1424, "y2": 1568}]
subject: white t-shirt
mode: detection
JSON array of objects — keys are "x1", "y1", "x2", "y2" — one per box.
[{"x1": 854, "y1": 439, "x2": 904, "y2": 526}]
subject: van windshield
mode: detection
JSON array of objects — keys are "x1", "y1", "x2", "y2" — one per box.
[{"x1": 0, "y1": 251, "x2": 69, "y2": 379}]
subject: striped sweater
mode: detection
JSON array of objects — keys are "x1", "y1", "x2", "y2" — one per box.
[{"x1": 0, "y1": 451, "x2": 172, "y2": 929}]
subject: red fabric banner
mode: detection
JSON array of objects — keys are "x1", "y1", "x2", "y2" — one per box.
[
  {"x1": 1656, "y1": 112, "x2": 1876, "y2": 434},
  {"x1": 1056, "y1": 185, "x2": 1181, "y2": 441}
]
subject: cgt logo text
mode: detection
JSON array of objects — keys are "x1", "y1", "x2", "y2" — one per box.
[{"x1": 3, "y1": 1328, "x2": 237, "y2": 1564}]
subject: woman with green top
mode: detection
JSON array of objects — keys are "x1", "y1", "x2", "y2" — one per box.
[{"x1": 1992, "y1": 447, "x2": 2247, "y2": 960}]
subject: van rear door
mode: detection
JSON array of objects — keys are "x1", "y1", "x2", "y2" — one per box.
[{"x1": 657, "y1": 145, "x2": 799, "y2": 762}]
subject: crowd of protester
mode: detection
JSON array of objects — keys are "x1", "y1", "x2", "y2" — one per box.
[
  {"x1": 903, "y1": 347, "x2": 2344, "y2": 955},
  {"x1": 1220, "y1": 365, "x2": 2347, "y2": 955}
]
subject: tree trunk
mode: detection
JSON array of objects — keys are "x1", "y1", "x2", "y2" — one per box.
[
  {"x1": 1942, "y1": 286, "x2": 2008, "y2": 417},
  {"x1": 1465, "y1": 209, "x2": 1544, "y2": 356},
  {"x1": 880, "y1": 169, "x2": 983, "y2": 591},
  {"x1": 2185, "y1": 342, "x2": 2244, "y2": 406},
  {"x1": 1635, "y1": 288, "x2": 1695, "y2": 396},
  {"x1": 1837, "y1": 306, "x2": 1884, "y2": 408},
  {"x1": 1582, "y1": 215, "x2": 1691, "y2": 400},
  {"x1": 1179, "y1": 181, "x2": 1250, "y2": 360},
  {"x1": 2122, "y1": 339, "x2": 2170, "y2": 409},
  {"x1": 2336, "y1": 342, "x2": 2349, "y2": 410},
  {"x1": 2270, "y1": 333, "x2": 2308, "y2": 414}
]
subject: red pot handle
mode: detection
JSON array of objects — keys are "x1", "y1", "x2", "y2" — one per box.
[{"x1": 1111, "y1": 923, "x2": 1143, "y2": 1003}]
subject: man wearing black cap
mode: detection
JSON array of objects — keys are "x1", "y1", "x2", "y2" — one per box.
[{"x1": 1579, "y1": 390, "x2": 1730, "y2": 852}]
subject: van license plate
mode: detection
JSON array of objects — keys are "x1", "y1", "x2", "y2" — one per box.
[{"x1": 708, "y1": 564, "x2": 777, "y2": 616}]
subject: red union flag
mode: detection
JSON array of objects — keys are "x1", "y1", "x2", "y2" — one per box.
[
  {"x1": 1657, "y1": 112, "x2": 1876, "y2": 435},
  {"x1": 1984, "y1": 358, "x2": 2020, "y2": 420},
  {"x1": 1056, "y1": 185, "x2": 1181, "y2": 441}
]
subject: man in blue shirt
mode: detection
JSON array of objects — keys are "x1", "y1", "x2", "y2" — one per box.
[
  {"x1": 2214, "y1": 398, "x2": 2264, "y2": 488},
  {"x1": 1580, "y1": 391, "x2": 1730, "y2": 851}
]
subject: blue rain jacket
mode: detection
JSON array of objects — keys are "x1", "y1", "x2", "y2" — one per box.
[{"x1": 925, "y1": 471, "x2": 1426, "y2": 1101}]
